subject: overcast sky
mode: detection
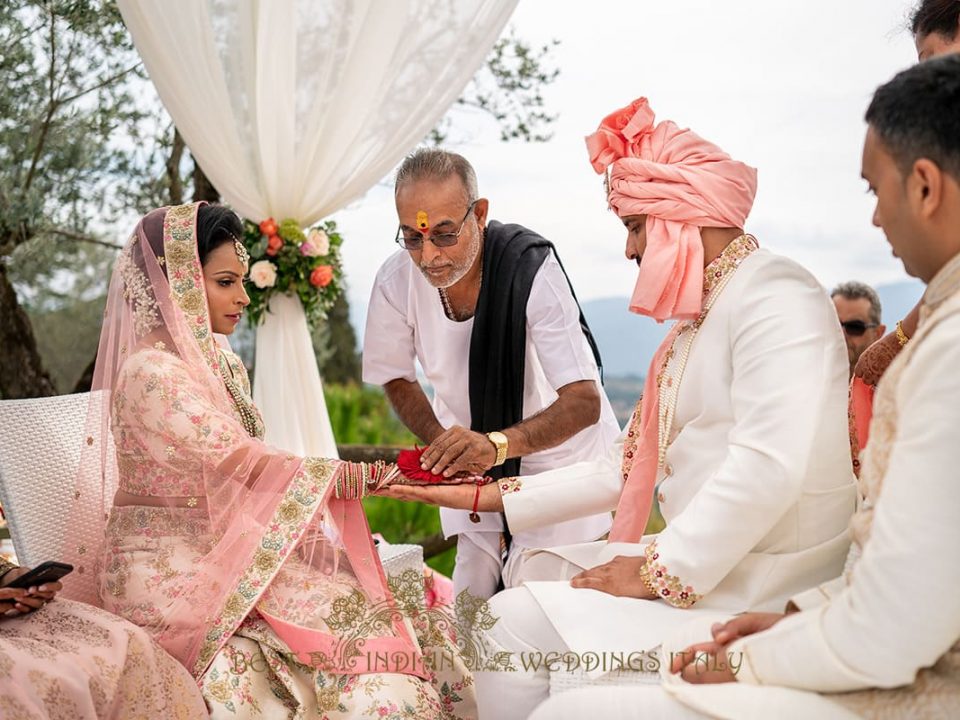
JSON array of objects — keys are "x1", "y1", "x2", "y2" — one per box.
[{"x1": 329, "y1": 0, "x2": 921, "y2": 327}]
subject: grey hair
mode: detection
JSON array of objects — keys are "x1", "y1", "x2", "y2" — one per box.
[
  {"x1": 394, "y1": 148, "x2": 479, "y2": 201},
  {"x1": 831, "y1": 281, "x2": 883, "y2": 324}
]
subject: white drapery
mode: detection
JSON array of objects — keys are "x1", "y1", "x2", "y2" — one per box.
[{"x1": 118, "y1": 0, "x2": 517, "y2": 456}]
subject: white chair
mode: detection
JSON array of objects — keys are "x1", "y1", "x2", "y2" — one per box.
[
  {"x1": 377, "y1": 541, "x2": 426, "y2": 607},
  {"x1": 0, "y1": 392, "x2": 424, "y2": 594},
  {"x1": 0, "y1": 392, "x2": 94, "y2": 568}
]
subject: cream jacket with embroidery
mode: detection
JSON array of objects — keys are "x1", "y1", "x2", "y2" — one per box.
[{"x1": 503, "y1": 249, "x2": 857, "y2": 612}]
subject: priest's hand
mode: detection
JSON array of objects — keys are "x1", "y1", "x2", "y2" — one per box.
[
  {"x1": 377, "y1": 483, "x2": 504, "y2": 512},
  {"x1": 570, "y1": 555, "x2": 656, "y2": 599},
  {"x1": 420, "y1": 426, "x2": 497, "y2": 477}
]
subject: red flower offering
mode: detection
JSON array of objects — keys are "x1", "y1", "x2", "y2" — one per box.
[{"x1": 396, "y1": 446, "x2": 444, "y2": 484}]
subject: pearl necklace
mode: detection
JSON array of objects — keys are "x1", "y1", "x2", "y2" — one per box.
[
  {"x1": 655, "y1": 235, "x2": 757, "y2": 467},
  {"x1": 218, "y1": 350, "x2": 265, "y2": 440}
]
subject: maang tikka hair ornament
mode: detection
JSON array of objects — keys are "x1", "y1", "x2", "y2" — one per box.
[{"x1": 233, "y1": 235, "x2": 250, "y2": 266}]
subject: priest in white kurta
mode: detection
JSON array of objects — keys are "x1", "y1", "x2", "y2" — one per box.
[
  {"x1": 364, "y1": 149, "x2": 620, "y2": 600},
  {"x1": 385, "y1": 98, "x2": 857, "y2": 720}
]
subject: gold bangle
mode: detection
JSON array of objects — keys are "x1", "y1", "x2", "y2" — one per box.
[
  {"x1": 0, "y1": 558, "x2": 19, "y2": 581},
  {"x1": 896, "y1": 321, "x2": 909, "y2": 347}
]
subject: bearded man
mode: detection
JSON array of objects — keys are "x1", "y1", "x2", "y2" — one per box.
[{"x1": 363, "y1": 148, "x2": 620, "y2": 599}]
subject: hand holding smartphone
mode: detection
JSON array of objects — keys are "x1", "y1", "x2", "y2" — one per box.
[{"x1": 4, "y1": 561, "x2": 73, "y2": 590}]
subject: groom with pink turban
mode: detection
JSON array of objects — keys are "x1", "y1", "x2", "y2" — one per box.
[{"x1": 387, "y1": 97, "x2": 857, "y2": 719}]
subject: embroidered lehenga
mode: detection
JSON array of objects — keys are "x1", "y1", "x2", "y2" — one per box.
[
  {"x1": 61, "y1": 203, "x2": 475, "y2": 719},
  {"x1": 0, "y1": 592, "x2": 207, "y2": 719}
]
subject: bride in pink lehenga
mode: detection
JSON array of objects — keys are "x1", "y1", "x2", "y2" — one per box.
[{"x1": 61, "y1": 202, "x2": 475, "y2": 719}]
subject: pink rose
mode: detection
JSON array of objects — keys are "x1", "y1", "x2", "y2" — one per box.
[
  {"x1": 585, "y1": 96, "x2": 656, "y2": 173},
  {"x1": 309, "y1": 265, "x2": 333, "y2": 288},
  {"x1": 300, "y1": 228, "x2": 330, "y2": 257},
  {"x1": 249, "y1": 260, "x2": 278, "y2": 289}
]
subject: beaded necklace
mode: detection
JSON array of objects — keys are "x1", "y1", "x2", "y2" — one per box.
[
  {"x1": 438, "y1": 265, "x2": 483, "y2": 321},
  {"x1": 655, "y1": 235, "x2": 758, "y2": 467},
  {"x1": 218, "y1": 350, "x2": 265, "y2": 440}
]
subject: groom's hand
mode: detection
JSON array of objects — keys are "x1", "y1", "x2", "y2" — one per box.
[
  {"x1": 420, "y1": 426, "x2": 497, "y2": 477},
  {"x1": 570, "y1": 555, "x2": 656, "y2": 599}
]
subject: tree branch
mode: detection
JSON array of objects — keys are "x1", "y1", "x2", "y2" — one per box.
[
  {"x1": 57, "y1": 61, "x2": 143, "y2": 106},
  {"x1": 24, "y1": 3, "x2": 58, "y2": 193},
  {"x1": 166, "y1": 127, "x2": 186, "y2": 205},
  {"x1": 417, "y1": 532, "x2": 457, "y2": 560},
  {"x1": 44, "y1": 228, "x2": 122, "y2": 250}
]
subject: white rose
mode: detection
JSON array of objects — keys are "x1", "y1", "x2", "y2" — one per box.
[
  {"x1": 304, "y1": 228, "x2": 330, "y2": 257},
  {"x1": 249, "y1": 260, "x2": 277, "y2": 289}
]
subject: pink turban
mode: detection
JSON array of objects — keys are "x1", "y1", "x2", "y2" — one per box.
[{"x1": 586, "y1": 97, "x2": 758, "y2": 322}]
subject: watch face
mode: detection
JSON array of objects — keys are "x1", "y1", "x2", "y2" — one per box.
[{"x1": 488, "y1": 431, "x2": 507, "y2": 446}]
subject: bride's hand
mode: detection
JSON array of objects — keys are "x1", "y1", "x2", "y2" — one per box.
[{"x1": 378, "y1": 483, "x2": 503, "y2": 512}]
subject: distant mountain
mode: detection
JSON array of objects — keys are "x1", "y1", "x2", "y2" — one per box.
[
  {"x1": 580, "y1": 297, "x2": 669, "y2": 378},
  {"x1": 581, "y1": 279, "x2": 924, "y2": 381},
  {"x1": 353, "y1": 279, "x2": 924, "y2": 393}
]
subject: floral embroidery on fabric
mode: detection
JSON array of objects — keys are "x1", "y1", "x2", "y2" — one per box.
[
  {"x1": 700, "y1": 233, "x2": 759, "y2": 299},
  {"x1": 643, "y1": 540, "x2": 701, "y2": 608},
  {"x1": 619, "y1": 397, "x2": 644, "y2": 483},
  {"x1": 192, "y1": 457, "x2": 336, "y2": 676},
  {"x1": 116, "y1": 239, "x2": 162, "y2": 336},
  {"x1": 498, "y1": 477, "x2": 523, "y2": 496},
  {"x1": 163, "y1": 203, "x2": 220, "y2": 377}
]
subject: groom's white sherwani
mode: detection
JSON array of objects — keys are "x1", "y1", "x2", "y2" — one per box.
[{"x1": 476, "y1": 241, "x2": 858, "y2": 720}]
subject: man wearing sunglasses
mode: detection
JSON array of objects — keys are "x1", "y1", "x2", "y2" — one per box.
[
  {"x1": 363, "y1": 148, "x2": 620, "y2": 599},
  {"x1": 831, "y1": 281, "x2": 886, "y2": 377}
]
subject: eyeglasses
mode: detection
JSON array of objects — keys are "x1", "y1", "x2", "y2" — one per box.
[
  {"x1": 840, "y1": 320, "x2": 879, "y2": 337},
  {"x1": 395, "y1": 200, "x2": 478, "y2": 250}
]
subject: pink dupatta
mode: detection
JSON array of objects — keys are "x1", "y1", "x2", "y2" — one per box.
[{"x1": 60, "y1": 203, "x2": 423, "y2": 679}]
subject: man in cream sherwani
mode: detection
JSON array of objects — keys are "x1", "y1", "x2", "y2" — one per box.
[
  {"x1": 527, "y1": 52, "x2": 960, "y2": 720},
  {"x1": 384, "y1": 96, "x2": 857, "y2": 720}
]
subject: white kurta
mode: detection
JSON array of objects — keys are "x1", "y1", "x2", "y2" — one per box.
[
  {"x1": 494, "y1": 248, "x2": 857, "y2": 658},
  {"x1": 362, "y1": 248, "x2": 620, "y2": 567},
  {"x1": 535, "y1": 256, "x2": 960, "y2": 720}
]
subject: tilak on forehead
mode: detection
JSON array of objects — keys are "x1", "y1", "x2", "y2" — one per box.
[
  {"x1": 416, "y1": 210, "x2": 430, "y2": 232},
  {"x1": 585, "y1": 96, "x2": 758, "y2": 322}
]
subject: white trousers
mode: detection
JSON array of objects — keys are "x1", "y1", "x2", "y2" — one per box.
[
  {"x1": 453, "y1": 533, "x2": 572, "y2": 600},
  {"x1": 474, "y1": 586, "x2": 571, "y2": 720}
]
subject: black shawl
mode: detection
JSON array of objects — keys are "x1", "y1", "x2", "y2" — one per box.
[{"x1": 468, "y1": 220, "x2": 602, "y2": 480}]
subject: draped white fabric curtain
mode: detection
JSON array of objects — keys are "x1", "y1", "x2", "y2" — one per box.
[{"x1": 117, "y1": 0, "x2": 517, "y2": 456}]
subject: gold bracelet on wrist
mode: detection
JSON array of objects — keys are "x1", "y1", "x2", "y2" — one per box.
[
  {"x1": 0, "y1": 558, "x2": 19, "y2": 581},
  {"x1": 896, "y1": 321, "x2": 909, "y2": 347}
]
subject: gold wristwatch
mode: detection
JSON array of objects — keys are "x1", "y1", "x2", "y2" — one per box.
[{"x1": 486, "y1": 431, "x2": 509, "y2": 467}]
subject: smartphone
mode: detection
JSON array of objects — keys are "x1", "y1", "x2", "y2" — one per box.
[{"x1": 5, "y1": 561, "x2": 74, "y2": 589}]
